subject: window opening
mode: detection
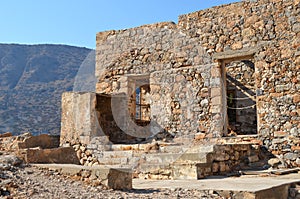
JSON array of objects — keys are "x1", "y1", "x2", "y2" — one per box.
[{"x1": 134, "y1": 85, "x2": 150, "y2": 126}]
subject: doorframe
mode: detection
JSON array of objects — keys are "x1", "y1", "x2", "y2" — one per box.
[
  {"x1": 220, "y1": 55, "x2": 258, "y2": 136},
  {"x1": 212, "y1": 45, "x2": 259, "y2": 136}
]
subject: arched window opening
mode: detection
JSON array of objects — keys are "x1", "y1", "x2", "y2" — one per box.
[
  {"x1": 135, "y1": 85, "x2": 150, "y2": 126},
  {"x1": 128, "y1": 75, "x2": 151, "y2": 126}
]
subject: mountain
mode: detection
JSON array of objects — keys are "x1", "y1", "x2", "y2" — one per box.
[{"x1": 0, "y1": 44, "x2": 94, "y2": 135}]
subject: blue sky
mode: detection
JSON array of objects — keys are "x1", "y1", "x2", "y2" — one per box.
[{"x1": 0, "y1": 0, "x2": 239, "y2": 49}]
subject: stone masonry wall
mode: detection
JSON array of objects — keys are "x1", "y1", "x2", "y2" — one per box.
[
  {"x1": 150, "y1": 65, "x2": 213, "y2": 138},
  {"x1": 95, "y1": 22, "x2": 212, "y2": 94},
  {"x1": 95, "y1": 22, "x2": 218, "y2": 139},
  {"x1": 88, "y1": 0, "x2": 300, "y2": 164},
  {"x1": 177, "y1": 0, "x2": 299, "y2": 165}
]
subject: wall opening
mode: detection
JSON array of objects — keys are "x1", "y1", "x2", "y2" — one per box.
[
  {"x1": 128, "y1": 75, "x2": 151, "y2": 126},
  {"x1": 95, "y1": 93, "x2": 139, "y2": 144},
  {"x1": 134, "y1": 85, "x2": 151, "y2": 126},
  {"x1": 222, "y1": 58, "x2": 257, "y2": 135}
]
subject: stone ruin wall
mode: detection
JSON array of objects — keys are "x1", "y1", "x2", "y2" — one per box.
[
  {"x1": 179, "y1": 0, "x2": 300, "y2": 166},
  {"x1": 60, "y1": 92, "x2": 101, "y2": 145},
  {"x1": 61, "y1": 0, "x2": 300, "y2": 165},
  {"x1": 95, "y1": 21, "x2": 220, "y2": 140},
  {"x1": 190, "y1": 0, "x2": 300, "y2": 166}
]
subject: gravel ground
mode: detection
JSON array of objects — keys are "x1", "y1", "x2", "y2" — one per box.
[{"x1": 0, "y1": 163, "x2": 223, "y2": 199}]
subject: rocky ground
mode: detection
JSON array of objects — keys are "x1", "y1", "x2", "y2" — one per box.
[{"x1": 0, "y1": 152, "x2": 223, "y2": 199}]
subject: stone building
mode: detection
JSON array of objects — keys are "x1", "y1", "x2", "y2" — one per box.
[{"x1": 60, "y1": 0, "x2": 300, "y2": 169}]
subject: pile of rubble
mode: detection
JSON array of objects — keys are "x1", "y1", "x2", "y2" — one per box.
[{"x1": 72, "y1": 143, "x2": 100, "y2": 166}]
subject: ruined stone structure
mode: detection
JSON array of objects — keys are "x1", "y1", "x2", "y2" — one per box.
[{"x1": 60, "y1": 0, "x2": 300, "y2": 174}]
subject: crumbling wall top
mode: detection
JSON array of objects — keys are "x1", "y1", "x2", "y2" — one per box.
[{"x1": 96, "y1": 21, "x2": 177, "y2": 42}]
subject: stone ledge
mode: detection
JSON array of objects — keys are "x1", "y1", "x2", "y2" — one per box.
[
  {"x1": 212, "y1": 47, "x2": 257, "y2": 60},
  {"x1": 33, "y1": 164, "x2": 132, "y2": 190},
  {"x1": 18, "y1": 134, "x2": 59, "y2": 149}
]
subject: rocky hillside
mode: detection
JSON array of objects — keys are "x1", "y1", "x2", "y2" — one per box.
[{"x1": 0, "y1": 44, "x2": 94, "y2": 135}]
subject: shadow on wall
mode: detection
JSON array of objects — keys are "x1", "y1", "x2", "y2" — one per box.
[
  {"x1": 95, "y1": 93, "x2": 164, "y2": 144},
  {"x1": 225, "y1": 60, "x2": 257, "y2": 135}
]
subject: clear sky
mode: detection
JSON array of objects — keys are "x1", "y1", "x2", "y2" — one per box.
[{"x1": 0, "y1": 0, "x2": 240, "y2": 49}]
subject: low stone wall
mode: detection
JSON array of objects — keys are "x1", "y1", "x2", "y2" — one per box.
[
  {"x1": 192, "y1": 144, "x2": 262, "y2": 178},
  {"x1": 0, "y1": 133, "x2": 59, "y2": 151},
  {"x1": 34, "y1": 164, "x2": 132, "y2": 190},
  {"x1": 18, "y1": 134, "x2": 59, "y2": 149},
  {"x1": 23, "y1": 147, "x2": 80, "y2": 164},
  {"x1": 211, "y1": 144, "x2": 261, "y2": 175}
]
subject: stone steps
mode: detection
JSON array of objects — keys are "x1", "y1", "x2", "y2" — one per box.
[
  {"x1": 89, "y1": 142, "x2": 263, "y2": 180},
  {"x1": 158, "y1": 145, "x2": 191, "y2": 153},
  {"x1": 141, "y1": 152, "x2": 210, "y2": 164},
  {"x1": 137, "y1": 152, "x2": 212, "y2": 180},
  {"x1": 97, "y1": 157, "x2": 129, "y2": 165},
  {"x1": 175, "y1": 152, "x2": 211, "y2": 164},
  {"x1": 94, "y1": 150, "x2": 135, "y2": 166},
  {"x1": 88, "y1": 142, "x2": 194, "y2": 167},
  {"x1": 88, "y1": 142, "x2": 188, "y2": 153},
  {"x1": 142, "y1": 153, "x2": 182, "y2": 164},
  {"x1": 99, "y1": 150, "x2": 134, "y2": 158}
]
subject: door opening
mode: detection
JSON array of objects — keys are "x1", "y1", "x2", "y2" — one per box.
[{"x1": 223, "y1": 59, "x2": 257, "y2": 135}]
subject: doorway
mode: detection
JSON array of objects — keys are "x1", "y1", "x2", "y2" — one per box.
[{"x1": 222, "y1": 59, "x2": 257, "y2": 135}]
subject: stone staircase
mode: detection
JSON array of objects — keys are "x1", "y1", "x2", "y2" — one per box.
[{"x1": 87, "y1": 140, "x2": 263, "y2": 180}]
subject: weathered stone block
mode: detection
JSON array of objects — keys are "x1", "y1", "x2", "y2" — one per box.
[
  {"x1": 34, "y1": 164, "x2": 132, "y2": 190},
  {"x1": 24, "y1": 147, "x2": 80, "y2": 164},
  {"x1": 292, "y1": 23, "x2": 300, "y2": 33},
  {"x1": 107, "y1": 168, "x2": 132, "y2": 189},
  {"x1": 18, "y1": 134, "x2": 59, "y2": 149},
  {"x1": 194, "y1": 133, "x2": 206, "y2": 140},
  {"x1": 172, "y1": 164, "x2": 198, "y2": 179},
  {"x1": 212, "y1": 162, "x2": 219, "y2": 173},
  {"x1": 293, "y1": 94, "x2": 300, "y2": 104},
  {"x1": 214, "y1": 153, "x2": 230, "y2": 161}
]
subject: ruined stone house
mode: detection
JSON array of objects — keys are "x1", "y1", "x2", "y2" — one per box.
[{"x1": 60, "y1": 0, "x2": 300, "y2": 169}]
